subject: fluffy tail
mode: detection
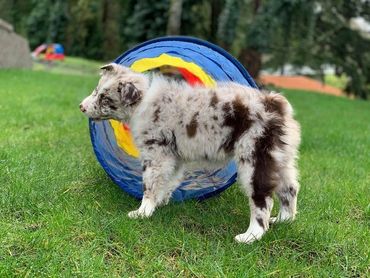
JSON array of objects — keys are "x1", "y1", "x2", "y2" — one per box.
[{"x1": 262, "y1": 91, "x2": 294, "y2": 117}]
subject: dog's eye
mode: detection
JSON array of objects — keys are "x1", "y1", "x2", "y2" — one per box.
[
  {"x1": 97, "y1": 94, "x2": 105, "y2": 104},
  {"x1": 100, "y1": 95, "x2": 114, "y2": 106}
]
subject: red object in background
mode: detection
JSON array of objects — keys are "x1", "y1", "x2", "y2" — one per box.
[
  {"x1": 45, "y1": 53, "x2": 65, "y2": 61},
  {"x1": 32, "y1": 43, "x2": 65, "y2": 61}
]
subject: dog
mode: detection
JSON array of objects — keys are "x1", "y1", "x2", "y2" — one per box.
[{"x1": 80, "y1": 63, "x2": 301, "y2": 244}]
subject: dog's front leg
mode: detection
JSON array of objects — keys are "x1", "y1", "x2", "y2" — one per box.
[{"x1": 128, "y1": 156, "x2": 178, "y2": 219}]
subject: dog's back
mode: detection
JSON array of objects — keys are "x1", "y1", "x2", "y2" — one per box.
[{"x1": 132, "y1": 78, "x2": 300, "y2": 167}]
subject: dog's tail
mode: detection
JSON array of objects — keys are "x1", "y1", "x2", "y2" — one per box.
[{"x1": 262, "y1": 91, "x2": 294, "y2": 117}]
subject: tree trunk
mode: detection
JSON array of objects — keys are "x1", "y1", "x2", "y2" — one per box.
[
  {"x1": 238, "y1": 0, "x2": 262, "y2": 79},
  {"x1": 167, "y1": 0, "x2": 183, "y2": 35},
  {"x1": 101, "y1": 0, "x2": 120, "y2": 59},
  {"x1": 210, "y1": 0, "x2": 223, "y2": 43},
  {"x1": 238, "y1": 48, "x2": 262, "y2": 79}
]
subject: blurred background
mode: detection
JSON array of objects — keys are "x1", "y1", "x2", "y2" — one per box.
[{"x1": 0, "y1": 0, "x2": 369, "y2": 99}]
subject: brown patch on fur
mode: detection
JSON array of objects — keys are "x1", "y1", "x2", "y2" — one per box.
[
  {"x1": 252, "y1": 117, "x2": 286, "y2": 209},
  {"x1": 162, "y1": 95, "x2": 172, "y2": 103},
  {"x1": 153, "y1": 107, "x2": 161, "y2": 122},
  {"x1": 186, "y1": 112, "x2": 199, "y2": 138},
  {"x1": 144, "y1": 132, "x2": 178, "y2": 156},
  {"x1": 256, "y1": 217, "x2": 265, "y2": 230},
  {"x1": 117, "y1": 82, "x2": 123, "y2": 93},
  {"x1": 239, "y1": 156, "x2": 252, "y2": 165},
  {"x1": 144, "y1": 139, "x2": 159, "y2": 145},
  {"x1": 210, "y1": 92, "x2": 219, "y2": 107},
  {"x1": 121, "y1": 82, "x2": 142, "y2": 106},
  {"x1": 288, "y1": 186, "x2": 297, "y2": 196},
  {"x1": 170, "y1": 131, "x2": 179, "y2": 156},
  {"x1": 281, "y1": 198, "x2": 290, "y2": 207},
  {"x1": 221, "y1": 96, "x2": 253, "y2": 152},
  {"x1": 222, "y1": 102, "x2": 231, "y2": 114},
  {"x1": 142, "y1": 160, "x2": 152, "y2": 172},
  {"x1": 279, "y1": 186, "x2": 297, "y2": 206},
  {"x1": 263, "y1": 94, "x2": 286, "y2": 116}
]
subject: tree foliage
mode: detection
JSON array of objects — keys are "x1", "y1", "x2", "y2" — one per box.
[
  {"x1": 0, "y1": 0, "x2": 369, "y2": 98},
  {"x1": 313, "y1": 0, "x2": 370, "y2": 99}
]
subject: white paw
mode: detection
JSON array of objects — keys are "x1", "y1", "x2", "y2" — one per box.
[
  {"x1": 127, "y1": 209, "x2": 143, "y2": 219},
  {"x1": 234, "y1": 224, "x2": 265, "y2": 244},
  {"x1": 270, "y1": 213, "x2": 295, "y2": 224},
  {"x1": 269, "y1": 216, "x2": 278, "y2": 224},
  {"x1": 127, "y1": 199, "x2": 155, "y2": 219},
  {"x1": 127, "y1": 208, "x2": 154, "y2": 219},
  {"x1": 234, "y1": 231, "x2": 263, "y2": 244}
]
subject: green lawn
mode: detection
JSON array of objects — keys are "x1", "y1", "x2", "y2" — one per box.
[
  {"x1": 0, "y1": 70, "x2": 369, "y2": 277},
  {"x1": 33, "y1": 56, "x2": 104, "y2": 76}
]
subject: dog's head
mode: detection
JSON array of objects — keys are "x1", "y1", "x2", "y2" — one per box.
[{"x1": 79, "y1": 63, "x2": 148, "y2": 121}]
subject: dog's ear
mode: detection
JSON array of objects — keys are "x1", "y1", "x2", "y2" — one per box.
[
  {"x1": 101, "y1": 63, "x2": 131, "y2": 75},
  {"x1": 118, "y1": 82, "x2": 142, "y2": 105},
  {"x1": 100, "y1": 63, "x2": 114, "y2": 71},
  {"x1": 100, "y1": 63, "x2": 121, "y2": 75}
]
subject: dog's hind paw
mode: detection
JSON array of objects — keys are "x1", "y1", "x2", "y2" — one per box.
[
  {"x1": 269, "y1": 213, "x2": 295, "y2": 224},
  {"x1": 269, "y1": 217, "x2": 278, "y2": 224},
  {"x1": 234, "y1": 232, "x2": 263, "y2": 244},
  {"x1": 234, "y1": 224, "x2": 265, "y2": 244}
]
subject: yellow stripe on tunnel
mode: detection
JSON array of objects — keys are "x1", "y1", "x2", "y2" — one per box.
[
  {"x1": 131, "y1": 54, "x2": 216, "y2": 87},
  {"x1": 110, "y1": 54, "x2": 216, "y2": 158},
  {"x1": 109, "y1": 120, "x2": 140, "y2": 158}
]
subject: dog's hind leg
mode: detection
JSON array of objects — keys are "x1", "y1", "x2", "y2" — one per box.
[
  {"x1": 128, "y1": 156, "x2": 182, "y2": 219},
  {"x1": 270, "y1": 164, "x2": 299, "y2": 224},
  {"x1": 234, "y1": 156, "x2": 275, "y2": 244}
]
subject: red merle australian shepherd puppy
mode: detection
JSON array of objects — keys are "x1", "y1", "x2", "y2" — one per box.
[{"x1": 80, "y1": 64, "x2": 301, "y2": 244}]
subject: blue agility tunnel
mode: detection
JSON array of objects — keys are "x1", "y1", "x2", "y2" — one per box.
[{"x1": 89, "y1": 36, "x2": 258, "y2": 201}]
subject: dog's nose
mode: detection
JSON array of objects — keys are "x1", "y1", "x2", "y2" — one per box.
[{"x1": 79, "y1": 104, "x2": 86, "y2": 112}]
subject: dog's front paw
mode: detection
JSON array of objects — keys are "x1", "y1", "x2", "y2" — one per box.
[
  {"x1": 127, "y1": 209, "x2": 142, "y2": 219},
  {"x1": 128, "y1": 199, "x2": 155, "y2": 219},
  {"x1": 127, "y1": 208, "x2": 154, "y2": 219}
]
